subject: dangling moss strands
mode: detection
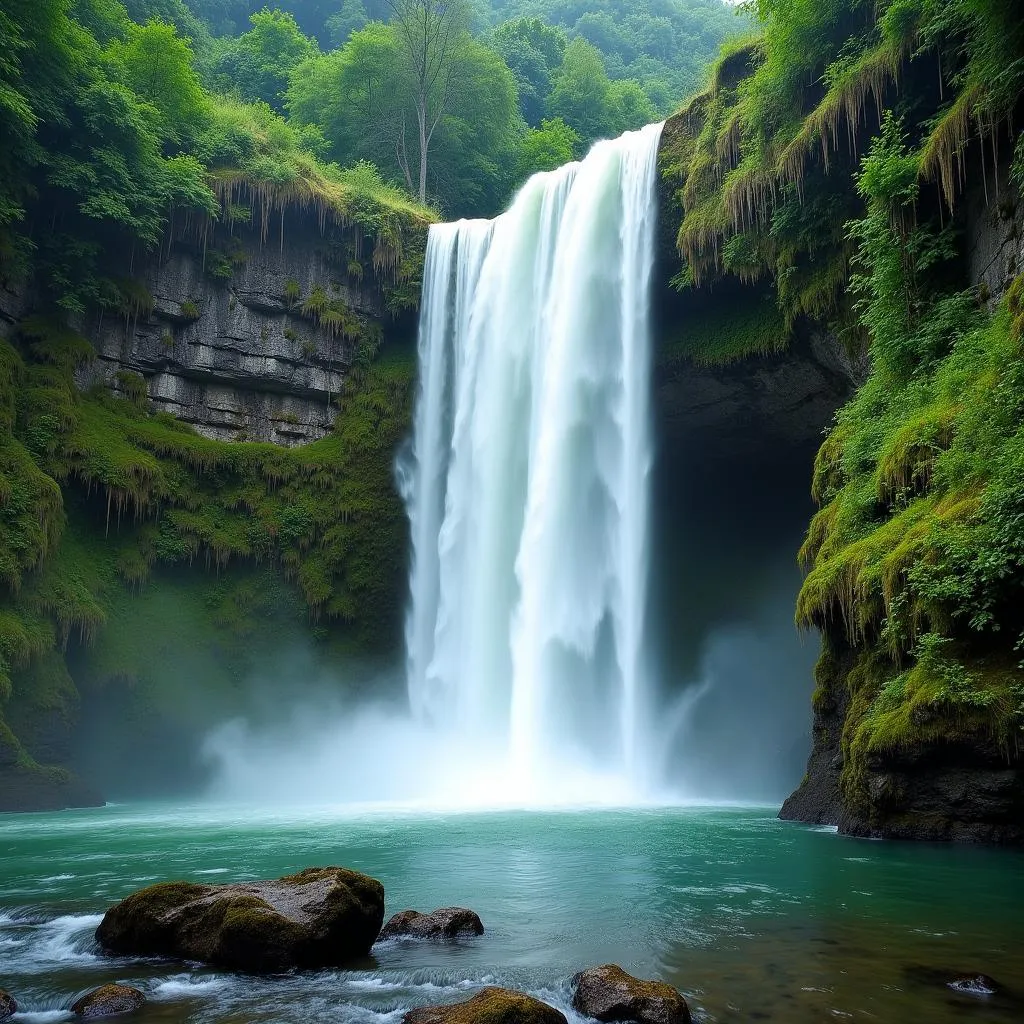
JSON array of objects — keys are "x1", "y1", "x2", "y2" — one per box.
[
  {"x1": 210, "y1": 163, "x2": 432, "y2": 282},
  {"x1": 919, "y1": 84, "x2": 994, "y2": 210}
]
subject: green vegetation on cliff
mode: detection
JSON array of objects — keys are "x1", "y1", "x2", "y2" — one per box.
[
  {"x1": 0, "y1": 0, "x2": 432, "y2": 316},
  {"x1": 0, "y1": 0, "x2": 433, "y2": 797},
  {"x1": 0, "y1": 316, "x2": 416, "y2": 785},
  {"x1": 662, "y1": 0, "x2": 1024, "y2": 823}
]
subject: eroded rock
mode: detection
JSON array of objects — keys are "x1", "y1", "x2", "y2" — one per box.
[
  {"x1": 573, "y1": 964, "x2": 691, "y2": 1024},
  {"x1": 403, "y1": 988, "x2": 566, "y2": 1024},
  {"x1": 72, "y1": 984, "x2": 145, "y2": 1019},
  {"x1": 95, "y1": 867, "x2": 384, "y2": 972},
  {"x1": 380, "y1": 907, "x2": 484, "y2": 940},
  {"x1": 0, "y1": 990, "x2": 17, "y2": 1019}
]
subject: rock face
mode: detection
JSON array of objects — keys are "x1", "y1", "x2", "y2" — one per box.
[
  {"x1": 572, "y1": 965, "x2": 691, "y2": 1024},
  {"x1": 71, "y1": 985, "x2": 145, "y2": 1019},
  {"x1": 655, "y1": 323, "x2": 862, "y2": 460},
  {"x1": 0, "y1": 762, "x2": 103, "y2": 814},
  {"x1": 965, "y1": 160, "x2": 1023, "y2": 306},
  {"x1": 0, "y1": 990, "x2": 17, "y2": 1019},
  {"x1": 403, "y1": 989, "x2": 567, "y2": 1024},
  {"x1": 379, "y1": 907, "x2": 484, "y2": 940},
  {"x1": 74, "y1": 221, "x2": 391, "y2": 447},
  {"x1": 95, "y1": 868, "x2": 385, "y2": 971},
  {"x1": 780, "y1": 642, "x2": 1024, "y2": 844}
]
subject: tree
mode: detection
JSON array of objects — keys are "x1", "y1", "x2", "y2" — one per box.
[
  {"x1": 325, "y1": 0, "x2": 368, "y2": 46},
  {"x1": 515, "y1": 117, "x2": 579, "y2": 179},
  {"x1": 383, "y1": 0, "x2": 471, "y2": 202},
  {"x1": 210, "y1": 10, "x2": 318, "y2": 112},
  {"x1": 546, "y1": 38, "x2": 613, "y2": 144},
  {"x1": 608, "y1": 79, "x2": 658, "y2": 135},
  {"x1": 288, "y1": 23, "x2": 522, "y2": 216},
  {"x1": 492, "y1": 17, "x2": 566, "y2": 126},
  {"x1": 106, "y1": 19, "x2": 208, "y2": 147}
]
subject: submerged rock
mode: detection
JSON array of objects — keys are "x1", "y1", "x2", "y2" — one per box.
[
  {"x1": 949, "y1": 974, "x2": 1001, "y2": 996},
  {"x1": 0, "y1": 990, "x2": 17, "y2": 1019},
  {"x1": 95, "y1": 867, "x2": 384, "y2": 972},
  {"x1": 403, "y1": 988, "x2": 566, "y2": 1024},
  {"x1": 573, "y1": 964, "x2": 691, "y2": 1024},
  {"x1": 72, "y1": 984, "x2": 145, "y2": 1019},
  {"x1": 380, "y1": 907, "x2": 484, "y2": 940}
]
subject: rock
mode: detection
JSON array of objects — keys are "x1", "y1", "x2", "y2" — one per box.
[
  {"x1": 379, "y1": 907, "x2": 484, "y2": 940},
  {"x1": 73, "y1": 222, "x2": 391, "y2": 448},
  {"x1": 949, "y1": 974, "x2": 1000, "y2": 996},
  {"x1": 72, "y1": 984, "x2": 145, "y2": 1019},
  {"x1": 573, "y1": 965, "x2": 691, "y2": 1024},
  {"x1": 0, "y1": 990, "x2": 17, "y2": 1019},
  {"x1": 403, "y1": 988, "x2": 566, "y2": 1024},
  {"x1": 95, "y1": 867, "x2": 385, "y2": 972}
]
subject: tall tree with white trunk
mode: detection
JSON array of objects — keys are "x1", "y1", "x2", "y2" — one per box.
[{"x1": 384, "y1": 0, "x2": 470, "y2": 202}]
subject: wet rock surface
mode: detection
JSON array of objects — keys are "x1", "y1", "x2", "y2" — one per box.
[
  {"x1": 949, "y1": 973, "x2": 1001, "y2": 996},
  {"x1": 573, "y1": 964, "x2": 691, "y2": 1024},
  {"x1": 0, "y1": 990, "x2": 17, "y2": 1019},
  {"x1": 95, "y1": 867, "x2": 385, "y2": 971},
  {"x1": 380, "y1": 907, "x2": 485, "y2": 940},
  {"x1": 74, "y1": 224, "x2": 390, "y2": 447},
  {"x1": 403, "y1": 988, "x2": 567, "y2": 1024},
  {"x1": 72, "y1": 984, "x2": 145, "y2": 1019}
]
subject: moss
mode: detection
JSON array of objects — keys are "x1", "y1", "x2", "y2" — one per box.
[
  {"x1": 0, "y1": 305, "x2": 415, "y2": 784},
  {"x1": 405, "y1": 988, "x2": 566, "y2": 1024},
  {"x1": 179, "y1": 299, "x2": 200, "y2": 320},
  {"x1": 114, "y1": 371, "x2": 149, "y2": 410},
  {"x1": 663, "y1": 290, "x2": 788, "y2": 367},
  {"x1": 113, "y1": 279, "x2": 154, "y2": 322}
]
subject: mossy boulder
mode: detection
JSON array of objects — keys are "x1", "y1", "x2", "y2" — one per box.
[
  {"x1": 71, "y1": 984, "x2": 145, "y2": 1019},
  {"x1": 379, "y1": 907, "x2": 484, "y2": 940},
  {"x1": 403, "y1": 988, "x2": 566, "y2": 1024},
  {"x1": 0, "y1": 990, "x2": 17, "y2": 1019},
  {"x1": 572, "y1": 965, "x2": 691, "y2": 1024},
  {"x1": 95, "y1": 867, "x2": 385, "y2": 972}
]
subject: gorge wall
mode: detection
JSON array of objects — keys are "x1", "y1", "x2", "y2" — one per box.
[
  {"x1": 73, "y1": 225, "x2": 384, "y2": 447},
  {"x1": 654, "y1": 3, "x2": 1024, "y2": 845},
  {"x1": 0, "y1": 202, "x2": 426, "y2": 811}
]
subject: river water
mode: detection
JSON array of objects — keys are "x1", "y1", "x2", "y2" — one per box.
[{"x1": 1, "y1": 803, "x2": 1021, "y2": 1022}]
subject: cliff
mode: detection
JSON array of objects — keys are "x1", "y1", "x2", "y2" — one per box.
[
  {"x1": 657, "y1": 2, "x2": 1024, "y2": 844},
  {"x1": 0, "y1": 194, "x2": 430, "y2": 812},
  {"x1": 71, "y1": 219, "x2": 407, "y2": 446}
]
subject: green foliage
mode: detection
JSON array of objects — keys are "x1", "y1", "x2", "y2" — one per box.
[
  {"x1": 488, "y1": 0, "x2": 745, "y2": 119},
  {"x1": 515, "y1": 118, "x2": 580, "y2": 177},
  {"x1": 492, "y1": 17, "x2": 567, "y2": 126},
  {"x1": 288, "y1": 22, "x2": 521, "y2": 217},
  {"x1": 0, "y1": 308, "x2": 417, "y2": 769},
  {"x1": 0, "y1": 0, "x2": 431, "y2": 314},
  {"x1": 659, "y1": 0, "x2": 1024, "y2": 817},
  {"x1": 209, "y1": 9, "x2": 319, "y2": 112},
  {"x1": 664, "y1": 291, "x2": 788, "y2": 367},
  {"x1": 662, "y1": 0, "x2": 1024, "y2": 322},
  {"x1": 105, "y1": 17, "x2": 208, "y2": 147}
]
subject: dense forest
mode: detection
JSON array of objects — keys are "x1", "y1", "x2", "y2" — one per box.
[{"x1": 1, "y1": 0, "x2": 743, "y2": 310}]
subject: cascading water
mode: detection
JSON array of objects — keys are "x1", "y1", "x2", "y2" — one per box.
[{"x1": 402, "y1": 123, "x2": 665, "y2": 805}]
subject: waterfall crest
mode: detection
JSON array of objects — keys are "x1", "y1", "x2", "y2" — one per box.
[{"x1": 403, "y1": 123, "x2": 665, "y2": 804}]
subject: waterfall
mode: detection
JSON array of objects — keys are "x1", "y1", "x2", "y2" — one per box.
[{"x1": 403, "y1": 123, "x2": 665, "y2": 804}]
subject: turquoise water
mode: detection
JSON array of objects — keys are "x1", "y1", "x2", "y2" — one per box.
[{"x1": 1, "y1": 804, "x2": 1022, "y2": 1022}]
